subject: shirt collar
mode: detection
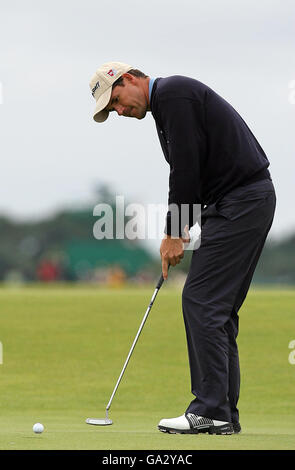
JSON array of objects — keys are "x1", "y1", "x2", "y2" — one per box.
[{"x1": 149, "y1": 77, "x2": 155, "y2": 103}]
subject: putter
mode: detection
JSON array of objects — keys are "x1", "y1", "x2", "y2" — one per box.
[{"x1": 86, "y1": 269, "x2": 167, "y2": 426}]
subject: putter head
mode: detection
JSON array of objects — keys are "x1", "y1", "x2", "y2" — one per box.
[{"x1": 85, "y1": 417, "x2": 113, "y2": 426}]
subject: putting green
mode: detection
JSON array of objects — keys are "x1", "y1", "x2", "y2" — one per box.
[{"x1": 0, "y1": 284, "x2": 294, "y2": 450}]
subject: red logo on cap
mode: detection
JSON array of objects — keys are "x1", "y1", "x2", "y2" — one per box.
[{"x1": 107, "y1": 69, "x2": 116, "y2": 77}]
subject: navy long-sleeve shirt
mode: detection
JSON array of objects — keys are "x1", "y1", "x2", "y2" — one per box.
[{"x1": 150, "y1": 75, "x2": 270, "y2": 236}]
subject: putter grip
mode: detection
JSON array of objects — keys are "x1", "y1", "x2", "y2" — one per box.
[
  {"x1": 156, "y1": 273, "x2": 165, "y2": 290},
  {"x1": 156, "y1": 264, "x2": 170, "y2": 290}
]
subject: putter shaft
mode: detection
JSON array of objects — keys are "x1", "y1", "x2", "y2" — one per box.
[{"x1": 105, "y1": 272, "x2": 165, "y2": 413}]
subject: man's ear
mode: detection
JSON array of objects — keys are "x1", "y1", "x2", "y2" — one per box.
[{"x1": 122, "y1": 72, "x2": 135, "y2": 83}]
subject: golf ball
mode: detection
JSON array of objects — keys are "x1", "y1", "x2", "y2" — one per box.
[{"x1": 33, "y1": 423, "x2": 44, "y2": 434}]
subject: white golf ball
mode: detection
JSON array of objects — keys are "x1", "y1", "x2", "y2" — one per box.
[{"x1": 33, "y1": 423, "x2": 44, "y2": 434}]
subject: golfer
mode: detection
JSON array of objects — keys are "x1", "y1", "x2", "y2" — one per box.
[{"x1": 89, "y1": 62, "x2": 276, "y2": 435}]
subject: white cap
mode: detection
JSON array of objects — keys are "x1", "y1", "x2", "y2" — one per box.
[{"x1": 89, "y1": 61, "x2": 133, "y2": 123}]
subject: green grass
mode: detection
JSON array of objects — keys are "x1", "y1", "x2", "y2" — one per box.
[{"x1": 0, "y1": 284, "x2": 294, "y2": 450}]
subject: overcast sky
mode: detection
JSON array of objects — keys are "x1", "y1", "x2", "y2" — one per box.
[{"x1": 0, "y1": 0, "x2": 294, "y2": 252}]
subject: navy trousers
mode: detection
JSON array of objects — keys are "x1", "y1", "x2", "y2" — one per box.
[{"x1": 182, "y1": 179, "x2": 276, "y2": 423}]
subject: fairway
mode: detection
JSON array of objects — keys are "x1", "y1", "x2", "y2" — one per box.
[{"x1": 0, "y1": 284, "x2": 294, "y2": 450}]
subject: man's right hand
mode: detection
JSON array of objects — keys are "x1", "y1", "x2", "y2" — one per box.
[{"x1": 160, "y1": 226, "x2": 190, "y2": 279}]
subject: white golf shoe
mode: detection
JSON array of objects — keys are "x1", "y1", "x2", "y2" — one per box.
[{"x1": 158, "y1": 413, "x2": 234, "y2": 435}]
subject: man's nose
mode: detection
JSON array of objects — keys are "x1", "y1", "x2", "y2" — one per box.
[{"x1": 115, "y1": 105, "x2": 125, "y2": 116}]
